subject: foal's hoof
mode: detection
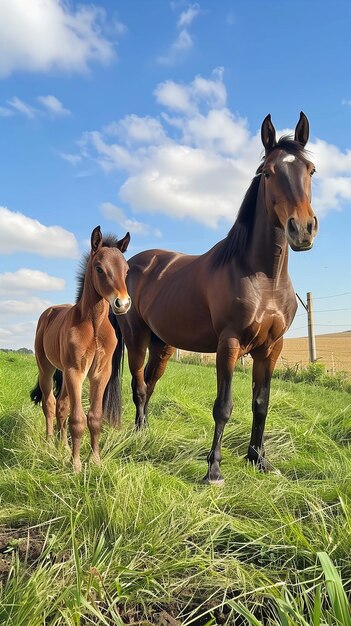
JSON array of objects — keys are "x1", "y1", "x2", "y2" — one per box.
[
  {"x1": 89, "y1": 453, "x2": 101, "y2": 466},
  {"x1": 73, "y1": 460, "x2": 82, "y2": 474}
]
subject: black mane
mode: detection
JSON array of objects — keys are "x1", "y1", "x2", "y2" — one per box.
[
  {"x1": 75, "y1": 234, "x2": 120, "y2": 303},
  {"x1": 212, "y1": 136, "x2": 309, "y2": 267}
]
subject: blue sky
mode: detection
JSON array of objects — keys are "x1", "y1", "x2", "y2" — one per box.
[{"x1": 1, "y1": 0, "x2": 351, "y2": 350}]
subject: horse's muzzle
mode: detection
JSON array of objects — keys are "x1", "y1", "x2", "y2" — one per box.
[
  {"x1": 111, "y1": 296, "x2": 131, "y2": 315},
  {"x1": 286, "y1": 215, "x2": 318, "y2": 251}
]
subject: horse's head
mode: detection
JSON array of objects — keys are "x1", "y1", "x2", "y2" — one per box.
[
  {"x1": 90, "y1": 226, "x2": 131, "y2": 314},
  {"x1": 260, "y1": 112, "x2": 318, "y2": 251}
]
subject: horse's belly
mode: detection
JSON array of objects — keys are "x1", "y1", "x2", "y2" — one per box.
[{"x1": 144, "y1": 307, "x2": 218, "y2": 353}]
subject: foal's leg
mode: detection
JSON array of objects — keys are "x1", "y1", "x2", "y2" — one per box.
[
  {"x1": 144, "y1": 335, "x2": 175, "y2": 416},
  {"x1": 64, "y1": 369, "x2": 86, "y2": 472},
  {"x1": 37, "y1": 360, "x2": 56, "y2": 440},
  {"x1": 246, "y1": 338, "x2": 283, "y2": 470},
  {"x1": 204, "y1": 337, "x2": 240, "y2": 483},
  {"x1": 56, "y1": 378, "x2": 69, "y2": 446},
  {"x1": 87, "y1": 357, "x2": 113, "y2": 464}
]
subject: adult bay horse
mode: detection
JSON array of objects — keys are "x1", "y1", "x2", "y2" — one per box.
[
  {"x1": 105, "y1": 112, "x2": 318, "y2": 483},
  {"x1": 31, "y1": 226, "x2": 130, "y2": 472}
]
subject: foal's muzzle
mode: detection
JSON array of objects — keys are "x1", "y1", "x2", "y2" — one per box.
[
  {"x1": 286, "y1": 215, "x2": 319, "y2": 251},
  {"x1": 111, "y1": 296, "x2": 131, "y2": 315}
]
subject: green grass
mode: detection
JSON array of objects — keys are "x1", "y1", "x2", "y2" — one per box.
[{"x1": 0, "y1": 351, "x2": 351, "y2": 625}]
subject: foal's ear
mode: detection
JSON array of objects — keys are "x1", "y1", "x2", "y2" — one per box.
[
  {"x1": 294, "y1": 111, "x2": 309, "y2": 147},
  {"x1": 261, "y1": 114, "x2": 277, "y2": 153},
  {"x1": 91, "y1": 225, "x2": 103, "y2": 253},
  {"x1": 117, "y1": 232, "x2": 130, "y2": 253}
]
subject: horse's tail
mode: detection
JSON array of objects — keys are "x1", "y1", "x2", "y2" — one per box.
[
  {"x1": 53, "y1": 369, "x2": 63, "y2": 398},
  {"x1": 30, "y1": 369, "x2": 63, "y2": 405},
  {"x1": 103, "y1": 310, "x2": 124, "y2": 428},
  {"x1": 30, "y1": 379, "x2": 42, "y2": 405}
]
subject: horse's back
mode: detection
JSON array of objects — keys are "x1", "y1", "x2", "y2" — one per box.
[{"x1": 34, "y1": 304, "x2": 72, "y2": 367}]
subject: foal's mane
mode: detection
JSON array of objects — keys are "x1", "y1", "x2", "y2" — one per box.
[
  {"x1": 212, "y1": 137, "x2": 308, "y2": 267},
  {"x1": 75, "y1": 234, "x2": 120, "y2": 303}
]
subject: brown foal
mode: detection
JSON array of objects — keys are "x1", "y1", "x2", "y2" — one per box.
[{"x1": 31, "y1": 226, "x2": 130, "y2": 472}]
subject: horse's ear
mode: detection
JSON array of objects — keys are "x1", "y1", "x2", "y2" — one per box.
[
  {"x1": 91, "y1": 225, "x2": 102, "y2": 253},
  {"x1": 294, "y1": 111, "x2": 309, "y2": 147},
  {"x1": 117, "y1": 232, "x2": 130, "y2": 253},
  {"x1": 261, "y1": 114, "x2": 277, "y2": 153}
]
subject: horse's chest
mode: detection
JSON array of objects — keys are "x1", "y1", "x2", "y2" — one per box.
[{"x1": 243, "y1": 307, "x2": 289, "y2": 355}]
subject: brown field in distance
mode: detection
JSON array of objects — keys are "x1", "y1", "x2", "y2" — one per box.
[
  {"x1": 279, "y1": 330, "x2": 351, "y2": 373},
  {"x1": 177, "y1": 331, "x2": 351, "y2": 374}
]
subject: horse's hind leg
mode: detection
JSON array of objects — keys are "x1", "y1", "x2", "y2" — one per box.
[
  {"x1": 56, "y1": 378, "x2": 69, "y2": 446},
  {"x1": 37, "y1": 361, "x2": 56, "y2": 440},
  {"x1": 144, "y1": 334, "x2": 175, "y2": 415},
  {"x1": 247, "y1": 338, "x2": 283, "y2": 471}
]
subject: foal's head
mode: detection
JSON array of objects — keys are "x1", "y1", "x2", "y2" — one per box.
[
  {"x1": 260, "y1": 112, "x2": 318, "y2": 251},
  {"x1": 90, "y1": 226, "x2": 131, "y2": 315}
]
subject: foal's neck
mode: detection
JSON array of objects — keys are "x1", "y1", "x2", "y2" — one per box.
[{"x1": 78, "y1": 266, "x2": 108, "y2": 327}]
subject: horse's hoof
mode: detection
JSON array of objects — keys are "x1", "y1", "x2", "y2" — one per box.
[
  {"x1": 201, "y1": 471, "x2": 225, "y2": 486},
  {"x1": 246, "y1": 455, "x2": 277, "y2": 473}
]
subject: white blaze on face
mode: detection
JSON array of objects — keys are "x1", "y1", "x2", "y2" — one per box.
[{"x1": 282, "y1": 155, "x2": 296, "y2": 163}]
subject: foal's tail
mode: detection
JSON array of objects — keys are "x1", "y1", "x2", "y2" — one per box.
[
  {"x1": 30, "y1": 369, "x2": 63, "y2": 405},
  {"x1": 103, "y1": 311, "x2": 124, "y2": 428}
]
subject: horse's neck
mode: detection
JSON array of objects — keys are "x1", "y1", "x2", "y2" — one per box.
[
  {"x1": 78, "y1": 270, "x2": 108, "y2": 327},
  {"x1": 248, "y1": 185, "x2": 289, "y2": 282}
]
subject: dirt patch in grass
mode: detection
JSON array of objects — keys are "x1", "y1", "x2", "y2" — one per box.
[{"x1": 0, "y1": 525, "x2": 46, "y2": 581}]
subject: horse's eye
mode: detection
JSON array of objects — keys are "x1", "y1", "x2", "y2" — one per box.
[
  {"x1": 310, "y1": 168, "x2": 316, "y2": 177},
  {"x1": 263, "y1": 171, "x2": 270, "y2": 179},
  {"x1": 96, "y1": 267, "x2": 103, "y2": 274}
]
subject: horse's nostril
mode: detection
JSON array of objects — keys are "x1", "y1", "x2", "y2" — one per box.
[
  {"x1": 287, "y1": 217, "x2": 298, "y2": 235},
  {"x1": 114, "y1": 298, "x2": 122, "y2": 309},
  {"x1": 307, "y1": 221, "x2": 313, "y2": 235}
]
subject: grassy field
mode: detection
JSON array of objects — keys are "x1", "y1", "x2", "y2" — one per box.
[{"x1": 0, "y1": 351, "x2": 351, "y2": 625}]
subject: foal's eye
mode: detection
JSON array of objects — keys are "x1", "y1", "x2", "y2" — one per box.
[
  {"x1": 96, "y1": 267, "x2": 103, "y2": 274},
  {"x1": 263, "y1": 171, "x2": 270, "y2": 179}
]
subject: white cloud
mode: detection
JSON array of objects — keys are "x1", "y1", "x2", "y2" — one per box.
[
  {"x1": 177, "y1": 3, "x2": 200, "y2": 28},
  {"x1": 105, "y1": 114, "x2": 168, "y2": 145},
  {"x1": 0, "y1": 297, "x2": 54, "y2": 314},
  {"x1": 60, "y1": 152, "x2": 82, "y2": 166},
  {"x1": 0, "y1": 106, "x2": 14, "y2": 117},
  {"x1": 79, "y1": 70, "x2": 351, "y2": 227},
  {"x1": 7, "y1": 96, "x2": 36, "y2": 118},
  {"x1": 0, "y1": 269, "x2": 65, "y2": 295},
  {"x1": 101, "y1": 202, "x2": 162, "y2": 237},
  {"x1": 155, "y1": 68, "x2": 226, "y2": 113},
  {"x1": 0, "y1": 207, "x2": 79, "y2": 257},
  {"x1": 37, "y1": 95, "x2": 71, "y2": 116},
  {"x1": 157, "y1": 29, "x2": 194, "y2": 65},
  {"x1": 0, "y1": 0, "x2": 115, "y2": 78},
  {"x1": 154, "y1": 81, "x2": 194, "y2": 113},
  {"x1": 0, "y1": 320, "x2": 37, "y2": 350}
]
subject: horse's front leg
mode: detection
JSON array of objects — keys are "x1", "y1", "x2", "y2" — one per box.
[
  {"x1": 203, "y1": 336, "x2": 240, "y2": 484},
  {"x1": 87, "y1": 356, "x2": 114, "y2": 465},
  {"x1": 65, "y1": 369, "x2": 86, "y2": 473},
  {"x1": 247, "y1": 338, "x2": 283, "y2": 470}
]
